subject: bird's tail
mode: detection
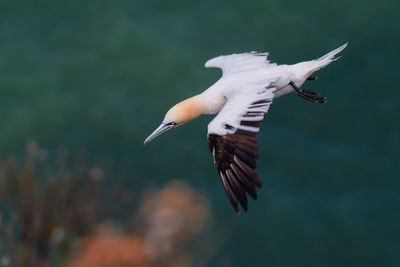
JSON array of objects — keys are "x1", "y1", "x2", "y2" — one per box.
[
  {"x1": 312, "y1": 43, "x2": 348, "y2": 70},
  {"x1": 297, "y1": 43, "x2": 347, "y2": 79}
]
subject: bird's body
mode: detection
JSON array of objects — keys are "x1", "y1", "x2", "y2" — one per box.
[{"x1": 145, "y1": 43, "x2": 348, "y2": 213}]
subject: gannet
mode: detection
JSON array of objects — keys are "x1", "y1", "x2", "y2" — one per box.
[{"x1": 144, "y1": 43, "x2": 347, "y2": 213}]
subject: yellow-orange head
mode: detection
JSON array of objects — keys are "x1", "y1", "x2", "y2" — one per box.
[{"x1": 144, "y1": 95, "x2": 204, "y2": 144}]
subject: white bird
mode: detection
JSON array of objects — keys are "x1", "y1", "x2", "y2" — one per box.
[{"x1": 144, "y1": 43, "x2": 347, "y2": 213}]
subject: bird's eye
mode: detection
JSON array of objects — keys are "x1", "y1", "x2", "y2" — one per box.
[{"x1": 168, "y1": 122, "x2": 177, "y2": 126}]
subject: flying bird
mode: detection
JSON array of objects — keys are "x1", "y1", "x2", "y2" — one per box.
[{"x1": 144, "y1": 43, "x2": 347, "y2": 213}]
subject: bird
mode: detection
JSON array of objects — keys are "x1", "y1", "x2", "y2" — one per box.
[{"x1": 144, "y1": 43, "x2": 348, "y2": 213}]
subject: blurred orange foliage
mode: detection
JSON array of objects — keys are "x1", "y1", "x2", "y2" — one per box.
[
  {"x1": 69, "y1": 181, "x2": 211, "y2": 267},
  {"x1": 0, "y1": 141, "x2": 213, "y2": 267}
]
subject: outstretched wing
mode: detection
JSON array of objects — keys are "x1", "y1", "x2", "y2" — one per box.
[
  {"x1": 207, "y1": 85, "x2": 276, "y2": 213},
  {"x1": 205, "y1": 51, "x2": 277, "y2": 77}
]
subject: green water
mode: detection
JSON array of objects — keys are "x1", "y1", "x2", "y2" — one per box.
[{"x1": 0, "y1": 0, "x2": 399, "y2": 266}]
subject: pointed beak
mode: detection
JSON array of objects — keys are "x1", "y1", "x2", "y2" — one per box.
[{"x1": 144, "y1": 123, "x2": 175, "y2": 145}]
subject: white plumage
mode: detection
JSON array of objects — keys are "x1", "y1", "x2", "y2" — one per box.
[
  {"x1": 206, "y1": 83, "x2": 276, "y2": 136},
  {"x1": 145, "y1": 43, "x2": 348, "y2": 213},
  {"x1": 205, "y1": 51, "x2": 277, "y2": 75}
]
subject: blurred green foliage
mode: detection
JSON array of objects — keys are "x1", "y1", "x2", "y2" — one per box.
[{"x1": 0, "y1": 0, "x2": 399, "y2": 266}]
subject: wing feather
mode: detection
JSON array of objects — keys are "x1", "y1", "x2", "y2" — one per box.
[
  {"x1": 207, "y1": 86, "x2": 275, "y2": 213},
  {"x1": 205, "y1": 52, "x2": 277, "y2": 76}
]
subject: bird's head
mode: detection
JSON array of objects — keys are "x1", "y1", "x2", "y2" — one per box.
[{"x1": 144, "y1": 95, "x2": 204, "y2": 145}]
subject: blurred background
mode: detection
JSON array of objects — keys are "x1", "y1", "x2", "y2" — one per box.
[{"x1": 0, "y1": 0, "x2": 399, "y2": 266}]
